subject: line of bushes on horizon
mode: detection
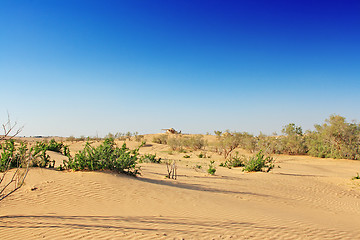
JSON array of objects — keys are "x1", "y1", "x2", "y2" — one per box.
[
  {"x1": 66, "y1": 132, "x2": 145, "y2": 143},
  {"x1": 214, "y1": 115, "x2": 360, "y2": 161}
]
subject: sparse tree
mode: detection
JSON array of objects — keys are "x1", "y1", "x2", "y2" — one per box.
[{"x1": 0, "y1": 115, "x2": 30, "y2": 201}]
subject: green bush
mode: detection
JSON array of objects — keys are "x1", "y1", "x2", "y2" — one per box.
[
  {"x1": 306, "y1": 115, "x2": 360, "y2": 160},
  {"x1": 280, "y1": 124, "x2": 307, "y2": 155},
  {"x1": 352, "y1": 173, "x2": 360, "y2": 180},
  {"x1": 220, "y1": 152, "x2": 246, "y2": 168},
  {"x1": 46, "y1": 139, "x2": 64, "y2": 153},
  {"x1": 63, "y1": 138, "x2": 141, "y2": 176},
  {"x1": 243, "y1": 150, "x2": 274, "y2": 172},
  {"x1": 140, "y1": 153, "x2": 161, "y2": 163},
  {"x1": 207, "y1": 160, "x2": 216, "y2": 175}
]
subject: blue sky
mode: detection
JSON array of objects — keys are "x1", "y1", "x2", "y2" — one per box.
[{"x1": 1, "y1": 0, "x2": 359, "y2": 136}]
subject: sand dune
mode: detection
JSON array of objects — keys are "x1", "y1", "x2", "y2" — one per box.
[{"x1": 1, "y1": 139, "x2": 360, "y2": 239}]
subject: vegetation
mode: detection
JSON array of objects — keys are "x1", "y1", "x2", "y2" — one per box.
[
  {"x1": 167, "y1": 135, "x2": 207, "y2": 151},
  {"x1": 63, "y1": 138, "x2": 141, "y2": 176},
  {"x1": 219, "y1": 152, "x2": 246, "y2": 168},
  {"x1": 152, "y1": 134, "x2": 168, "y2": 144},
  {"x1": 243, "y1": 151, "x2": 275, "y2": 172},
  {"x1": 352, "y1": 173, "x2": 360, "y2": 180},
  {"x1": 0, "y1": 116, "x2": 29, "y2": 201},
  {"x1": 207, "y1": 160, "x2": 216, "y2": 175},
  {"x1": 140, "y1": 153, "x2": 161, "y2": 163},
  {"x1": 213, "y1": 115, "x2": 360, "y2": 161}
]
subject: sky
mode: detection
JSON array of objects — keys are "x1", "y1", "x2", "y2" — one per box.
[{"x1": 1, "y1": 0, "x2": 359, "y2": 137}]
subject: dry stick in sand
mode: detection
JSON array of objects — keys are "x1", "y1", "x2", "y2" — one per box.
[
  {"x1": 166, "y1": 160, "x2": 177, "y2": 179},
  {"x1": 0, "y1": 114, "x2": 30, "y2": 201}
]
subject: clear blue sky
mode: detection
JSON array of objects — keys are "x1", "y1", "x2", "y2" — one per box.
[{"x1": 1, "y1": 0, "x2": 359, "y2": 137}]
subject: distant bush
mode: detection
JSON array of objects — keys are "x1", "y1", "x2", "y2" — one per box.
[
  {"x1": 214, "y1": 133, "x2": 241, "y2": 159},
  {"x1": 306, "y1": 115, "x2": 360, "y2": 160},
  {"x1": 183, "y1": 154, "x2": 190, "y2": 158},
  {"x1": 140, "y1": 153, "x2": 161, "y2": 163},
  {"x1": 243, "y1": 150, "x2": 275, "y2": 172},
  {"x1": 280, "y1": 123, "x2": 307, "y2": 155},
  {"x1": 63, "y1": 138, "x2": 141, "y2": 176},
  {"x1": 184, "y1": 135, "x2": 207, "y2": 150},
  {"x1": 167, "y1": 137, "x2": 184, "y2": 151},
  {"x1": 167, "y1": 135, "x2": 207, "y2": 151},
  {"x1": 220, "y1": 152, "x2": 246, "y2": 168},
  {"x1": 152, "y1": 135, "x2": 168, "y2": 144},
  {"x1": 256, "y1": 134, "x2": 282, "y2": 154}
]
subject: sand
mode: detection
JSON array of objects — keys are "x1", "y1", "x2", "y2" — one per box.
[{"x1": 1, "y1": 136, "x2": 360, "y2": 239}]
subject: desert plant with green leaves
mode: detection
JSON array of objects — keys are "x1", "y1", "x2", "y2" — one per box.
[
  {"x1": 63, "y1": 137, "x2": 141, "y2": 176},
  {"x1": 140, "y1": 153, "x2": 161, "y2": 163},
  {"x1": 0, "y1": 116, "x2": 30, "y2": 201},
  {"x1": 306, "y1": 115, "x2": 360, "y2": 160},
  {"x1": 220, "y1": 152, "x2": 246, "y2": 168},
  {"x1": 207, "y1": 160, "x2": 216, "y2": 175},
  {"x1": 280, "y1": 123, "x2": 307, "y2": 155},
  {"x1": 46, "y1": 139, "x2": 64, "y2": 153},
  {"x1": 352, "y1": 173, "x2": 360, "y2": 180},
  {"x1": 243, "y1": 150, "x2": 275, "y2": 172}
]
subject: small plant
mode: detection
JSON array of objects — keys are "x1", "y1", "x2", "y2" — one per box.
[
  {"x1": 220, "y1": 152, "x2": 246, "y2": 168},
  {"x1": 207, "y1": 160, "x2": 216, "y2": 175},
  {"x1": 195, "y1": 164, "x2": 202, "y2": 169},
  {"x1": 140, "y1": 153, "x2": 161, "y2": 163},
  {"x1": 46, "y1": 139, "x2": 64, "y2": 153},
  {"x1": 243, "y1": 150, "x2": 274, "y2": 172},
  {"x1": 183, "y1": 155, "x2": 190, "y2": 158},
  {"x1": 352, "y1": 173, "x2": 360, "y2": 180},
  {"x1": 198, "y1": 152, "x2": 205, "y2": 158}
]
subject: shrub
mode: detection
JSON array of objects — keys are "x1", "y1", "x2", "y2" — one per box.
[
  {"x1": 243, "y1": 150, "x2": 274, "y2": 172},
  {"x1": 280, "y1": 124, "x2": 307, "y2": 155},
  {"x1": 140, "y1": 153, "x2": 161, "y2": 163},
  {"x1": 207, "y1": 160, "x2": 216, "y2": 175},
  {"x1": 46, "y1": 139, "x2": 64, "y2": 153},
  {"x1": 352, "y1": 173, "x2": 360, "y2": 180},
  {"x1": 220, "y1": 152, "x2": 246, "y2": 168},
  {"x1": 184, "y1": 135, "x2": 207, "y2": 150},
  {"x1": 63, "y1": 138, "x2": 141, "y2": 176},
  {"x1": 167, "y1": 137, "x2": 184, "y2": 151},
  {"x1": 306, "y1": 115, "x2": 360, "y2": 160},
  {"x1": 183, "y1": 154, "x2": 190, "y2": 158},
  {"x1": 152, "y1": 134, "x2": 168, "y2": 144}
]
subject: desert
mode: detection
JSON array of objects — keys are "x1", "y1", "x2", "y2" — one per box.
[{"x1": 1, "y1": 131, "x2": 360, "y2": 239}]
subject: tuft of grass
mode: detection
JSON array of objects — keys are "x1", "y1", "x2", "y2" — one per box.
[
  {"x1": 352, "y1": 173, "x2": 360, "y2": 180},
  {"x1": 183, "y1": 155, "x2": 190, "y2": 158}
]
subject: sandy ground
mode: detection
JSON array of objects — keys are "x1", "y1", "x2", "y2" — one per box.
[{"x1": 1, "y1": 136, "x2": 360, "y2": 239}]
